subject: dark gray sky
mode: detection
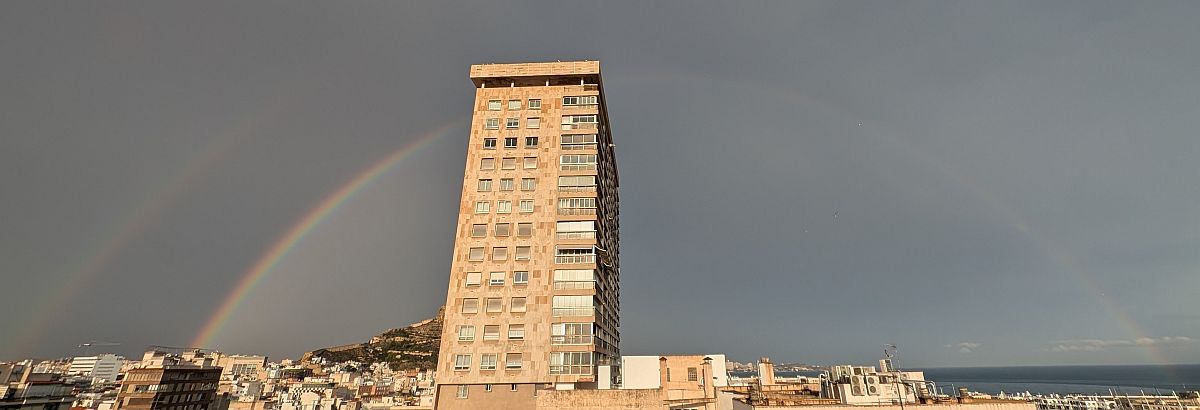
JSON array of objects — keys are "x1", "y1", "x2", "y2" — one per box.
[{"x1": 2, "y1": 1, "x2": 1198, "y2": 367}]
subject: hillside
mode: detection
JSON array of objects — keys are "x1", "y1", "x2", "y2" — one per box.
[{"x1": 302, "y1": 306, "x2": 443, "y2": 370}]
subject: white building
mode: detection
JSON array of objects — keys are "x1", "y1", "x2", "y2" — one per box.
[
  {"x1": 68, "y1": 354, "x2": 122, "y2": 382},
  {"x1": 824, "y1": 364, "x2": 927, "y2": 405}
]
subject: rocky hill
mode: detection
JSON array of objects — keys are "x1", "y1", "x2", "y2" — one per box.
[{"x1": 302, "y1": 306, "x2": 443, "y2": 370}]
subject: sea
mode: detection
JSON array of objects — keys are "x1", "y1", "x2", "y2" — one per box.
[{"x1": 741, "y1": 365, "x2": 1200, "y2": 396}]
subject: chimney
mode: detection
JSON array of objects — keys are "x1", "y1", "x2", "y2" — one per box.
[{"x1": 758, "y1": 357, "x2": 776, "y2": 386}]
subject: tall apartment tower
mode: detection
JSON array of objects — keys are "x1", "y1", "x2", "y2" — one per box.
[{"x1": 434, "y1": 61, "x2": 620, "y2": 409}]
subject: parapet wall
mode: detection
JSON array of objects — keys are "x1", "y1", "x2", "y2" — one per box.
[
  {"x1": 535, "y1": 389, "x2": 662, "y2": 410},
  {"x1": 736, "y1": 402, "x2": 1036, "y2": 410}
]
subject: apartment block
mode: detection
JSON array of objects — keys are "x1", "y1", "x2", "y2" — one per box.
[{"x1": 434, "y1": 61, "x2": 621, "y2": 410}]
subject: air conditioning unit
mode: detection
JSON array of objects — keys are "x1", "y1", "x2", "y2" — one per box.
[{"x1": 866, "y1": 376, "x2": 879, "y2": 395}]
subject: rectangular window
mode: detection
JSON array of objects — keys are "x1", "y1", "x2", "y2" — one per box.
[
  {"x1": 523, "y1": 157, "x2": 537, "y2": 169},
  {"x1": 511, "y1": 384, "x2": 518, "y2": 391},
  {"x1": 465, "y1": 272, "x2": 482, "y2": 287},
  {"x1": 560, "y1": 154, "x2": 598, "y2": 171},
  {"x1": 484, "y1": 138, "x2": 497, "y2": 149},
  {"x1": 485, "y1": 384, "x2": 492, "y2": 392},
  {"x1": 499, "y1": 178, "x2": 514, "y2": 191},
  {"x1": 527, "y1": 117, "x2": 541, "y2": 129},
  {"x1": 496, "y1": 200, "x2": 512, "y2": 213},
  {"x1": 527, "y1": 99, "x2": 541, "y2": 110},
  {"x1": 486, "y1": 298, "x2": 502, "y2": 313},
  {"x1": 511, "y1": 297, "x2": 527, "y2": 313},
  {"x1": 487, "y1": 100, "x2": 501, "y2": 111},
  {"x1": 477, "y1": 179, "x2": 492, "y2": 192},
  {"x1": 687, "y1": 367, "x2": 698, "y2": 381},
  {"x1": 515, "y1": 246, "x2": 530, "y2": 260},
  {"x1": 504, "y1": 137, "x2": 518, "y2": 148},
  {"x1": 461, "y1": 298, "x2": 479, "y2": 314},
  {"x1": 517, "y1": 222, "x2": 533, "y2": 236},
  {"x1": 492, "y1": 247, "x2": 508, "y2": 261},
  {"x1": 554, "y1": 246, "x2": 594, "y2": 264},
  {"x1": 551, "y1": 323, "x2": 594, "y2": 345},
  {"x1": 454, "y1": 354, "x2": 471, "y2": 371},
  {"x1": 488, "y1": 272, "x2": 505, "y2": 286},
  {"x1": 553, "y1": 269, "x2": 595, "y2": 290},
  {"x1": 495, "y1": 223, "x2": 511, "y2": 237},
  {"x1": 561, "y1": 114, "x2": 597, "y2": 130},
  {"x1": 505, "y1": 353, "x2": 523, "y2": 369},
  {"x1": 485, "y1": 118, "x2": 499, "y2": 129},
  {"x1": 508, "y1": 100, "x2": 521, "y2": 110},
  {"x1": 480, "y1": 158, "x2": 495, "y2": 170},
  {"x1": 483, "y1": 325, "x2": 500, "y2": 340},
  {"x1": 552, "y1": 295, "x2": 593, "y2": 317},
  {"x1": 508, "y1": 324, "x2": 525, "y2": 340},
  {"x1": 556, "y1": 221, "x2": 596, "y2": 240},
  {"x1": 520, "y1": 178, "x2": 536, "y2": 191},
  {"x1": 501, "y1": 157, "x2": 517, "y2": 170},
  {"x1": 480, "y1": 354, "x2": 497, "y2": 371},
  {"x1": 558, "y1": 175, "x2": 596, "y2": 189},
  {"x1": 525, "y1": 136, "x2": 539, "y2": 148},
  {"x1": 470, "y1": 224, "x2": 486, "y2": 238},
  {"x1": 558, "y1": 198, "x2": 597, "y2": 215},
  {"x1": 456, "y1": 384, "x2": 468, "y2": 398},
  {"x1": 457, "y1": 325, "x2": 475, "y2": 341},
  {"x1": 505, "y1": 118, "x2": 519, "y2": 129},
  {"x1": 550, "y1": 352, "x2": 593, "y2": 375},
  {"x1": 562, "y1": 95, "x2": 598, "y2": 106},
  {"x1": 468, "y1": 247, "x2": 485, "y2": 262},
  {"x1": 474, "y1": 201, "x2": 490, "y2": 214},
  {"x1": 561, "y1": 134, "x2": 598, "y2": 150},
  {"x1": 513, "y1": 271, "x2": 529, "y2": 285}
]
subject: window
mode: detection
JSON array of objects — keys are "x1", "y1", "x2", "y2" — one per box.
[
  {"x1": 457, "y1": 325, "x2": 475, "y2": 341},
  {"x1": 527, "y1": 117, "x2": 541, "y2": 129},
  {"x1": 511, "y1": 297, "x2": 527, "y2": 313},
  {"x1": 483, "y1": 325, "x2": 500, "y2": 340},
  {"x1": 504, "y1": 137, "x2": 518, "y2": 148},
  {"x1": 523, "y1": 157, "x2": 537, "y2": 169},
  {"x1": 474, "y1": 201, "x2": 490, "y2": 214},
  {"x1": 551, "y1": 323, "x2": 594, "y2": 345},
  {"x1": 515, "y1": 246, "x2": 531, "y2": 260},
  {"x1": 558, "y1": 198, "x2": 597, "y2": 215},
  {"x1": 468, "y1": 247, "x2": 485, "y2": 261},
  {"x1": 561, "y1": 134, "x2": 598, "y2": 150},
  {"x1": 499, "y1": 178, "x2": 514, "y2": 191},
  {"x1": 517, "y1": 222, "x2": 533, "y2": 236},
  {"x1": 497, "y1": 200, "x2": 512, "y2": 213},
  {"x1": 560, "y1": 154, "x2": 597, "y2": 171},
  {"x1": 488, "y1": 272, "x2": 505, "y2": 286},
  {"x1": 553, "y1": 269, "x2": 595, "y2": 290},
  {"x1": 487, "y1": 100, "x2": 501, "y2": 110},
  {"x1": 454, "y1": 355, "x2": 471, "y2": 371},
  {"x1": 508, "y1": 99, "x2": 521, "y2": 110},
  {"x1": 484, "y1": 138, "x2": 497, "y2": 149},
  {"x1": 486, "y1": 298, "x2": 502, "y2": 313},
  {"x1": 561, "y1": 114, "x2": 597, "y2": 130},
  {"x1": 457, "y1": 385, "x2": 469, "y2": 398},
  {"x1": 525, "y1": 136, "x2": 539, "y2": 148},
  {"x1": 562, "y1": 95, "x2": 598, "y2": 106},
  {"x1": 506, "y1": 118, "x2": 519, "y2": 129},
  {"x1": 465, "y1": 272, "x2": 482, "y2": 287},
  {"x1": 495, "y1": 223, "x2": 511, "y2": 237},
  {"x1": 519, "y1": 200, "x2": 534, "y2": 213},
  {"x1": 477, "y1": 179, "x2": 492, "y2": 192},
  {"x1": 520, "y1": 178, "x2": 536, "y2": 191},
  {"x1": 470, "y1": 224, "x2": 486, "y2": 237},
  {"x1": 554, "y1": 246, "x2": 594, "y2": 264},
  {"x1": 480, "y1": 355, "x2": 497, "y2": 371},
  {"x1": 688, "y1": 367, "x2": 698, "y2": 381},
  {"x1": 511, "y1": 384, "x2": 518, "y2": 391},
  {"x1": 505, "y1": 353, "x2": 523, "y2": 369},
  {"x1": 513, "y1": 271, "x2": 529, "y2": 285},
  {"x1": 508, "y1": 324, "x2": 525, "y2": 339},
  {"x1": 461, "y1": 298, "x2": 479, "y2": 313},
  {"x1": 485, "y1": 118, "x2": 499, "y2": 129},
  {"x1": 492, "y1": 247, "x2": 508, "y2": 261},
  {"x1": 552, "y1": 295, "x2": 593, "y2": 316},
  {"x1": 557, "y1": 221, "x2": 596, "y2": 239},
  {"x1": 558, "y1": 175, "x2": 596, "y2": 189},
  {"x1": 550, "y1": 352, "x2": 593, "y2": 375},
  {"x1": 480, "y1": 158, "x2": 495, "y2": 170},
  {"x1": 528, "y1": 99, "x2": 541, "y2": 109},
  {"x1": 501, "y1": 157, "x2": 517, "y2": 170}
]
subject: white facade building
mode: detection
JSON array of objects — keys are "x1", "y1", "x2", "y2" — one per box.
[{"x1": 68, "y1": 354, "x2": 122, "y2": 382}]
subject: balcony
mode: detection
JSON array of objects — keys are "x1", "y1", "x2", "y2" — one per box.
[
  {"x1": 561, "y1": 143, "x2": 598, "y2": 151},
  {"x1": 560, "y1": 164, "x2": 597, "y2": 171},
  {"x1": 556, "y1": 231, "x2": 596, "y2": 240},
  {"x1": 557, "y1": 207, "x2": 596, "y2": 216},
  {"x1": 553, "y1": 281, "x2": 596, "y2": 290},
  {"x1": 561, "y1": 123, "x2": 598, "y2": 131},
  {"x1": 554, "y1": 255, "x2": 595, "y2": 264},
  {"x1": 552, "y1": 307, "x2": 596, "y2": 317},
  {"x1": 549, "y1": 365, "x2": 594, "y2": 375},
  {"x1": 550, "y1": 335, "x2": 595, "y2": 345}
]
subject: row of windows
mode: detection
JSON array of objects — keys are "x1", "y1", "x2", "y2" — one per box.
[
  {"x1": 485, "y1": 117, "x2": 542, "y2": 130},
  {"x1": 487, "y1": 99, "x2": 541, "y2": 111},
  {"x1": 469, "y1": 221, "x2": 593, "y2": 239},
  {"x1": 453, "y1": 353, "x2": 524, "y2": 371},
  {"x1": 473, "y1": 199, "x2": 535, "y2": 214},
  {"x1": 456, "y1": 323, "x2": 525, "y2": 342},
  {"x1": 465, "y1": 271, "x2": 529, "y2": 286},
  {"x1": 467, "y1": 246, "x2": 531, "y2": 261},
  {"x1": 461, "y1": 296, "x2": 527, "y2": 314},
  {"x1": 481, "y1": 156, "x2": 537, "y2": 170},
  {"x1": 455, "y1": 383, "x2": 520, "y2": 398},
  {"x1": 483, "y1": 136, "x2": 538, "y2": 149},
  {"x1": 476, "y1": 178, "x2": 537, "y2": 192}
]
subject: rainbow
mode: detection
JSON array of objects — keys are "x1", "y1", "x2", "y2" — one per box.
[{"x1": 190, "y1": 120, "x2": 465, "y2": 349}]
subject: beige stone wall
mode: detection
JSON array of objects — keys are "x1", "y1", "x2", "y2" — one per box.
[
  {"x1": 734, "y1": 402, "x2": 1037, "y2": 410},
  {"x1": 470, "y1": 61, "x2": 600, "y2": 79},
  {"x1": 434, "y1": 384, "x2": 537, "y2": 410},
  {"x1": 535, "y1": 389, "x2": 662, "y2": 410}
]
